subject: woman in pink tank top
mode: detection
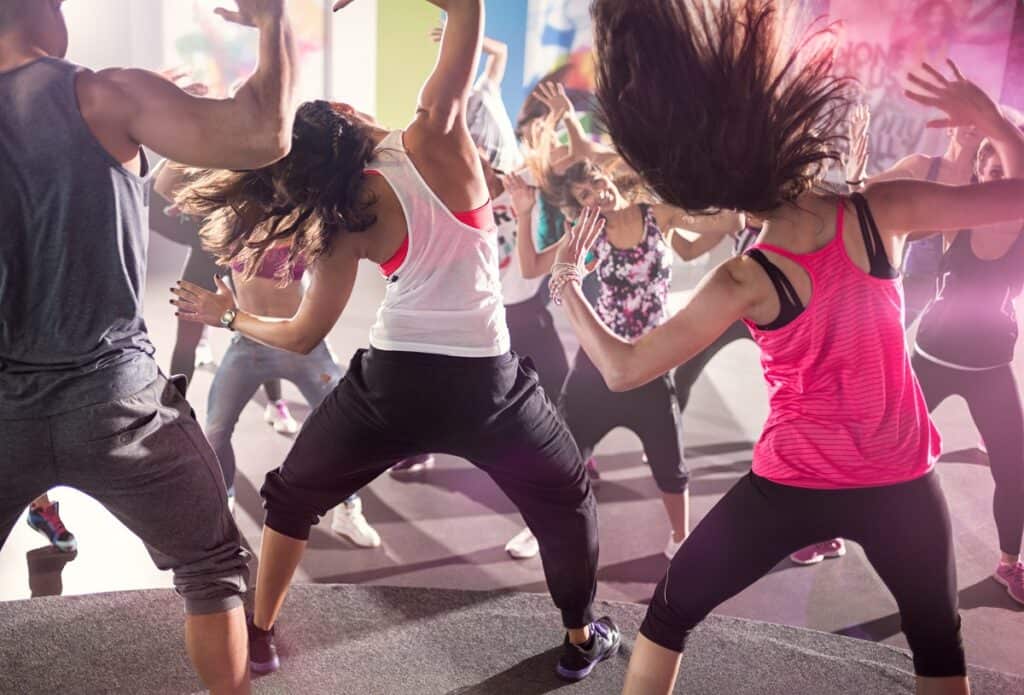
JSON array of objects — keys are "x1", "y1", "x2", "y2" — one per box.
[
  {"x1": 169, "y1": 0, "x2": 620, "y2": 681},
  {"x1": 547, "y1": 2, "x2": 1024, "y2": 694}
]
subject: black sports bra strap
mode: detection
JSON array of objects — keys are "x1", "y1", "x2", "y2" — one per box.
[
  {"x1": 850, "y1": 193, "x2": 899, "y2": 279},
  {"x1": 745, "y1": 248, "x2": 805, "y2": 330}
]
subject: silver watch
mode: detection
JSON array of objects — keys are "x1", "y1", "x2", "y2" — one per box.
[{"x1": 219, "y1": 308, "x2": 238, "y2": 331}]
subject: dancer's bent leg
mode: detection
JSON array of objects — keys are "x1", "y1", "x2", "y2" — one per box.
[
  {"x1": 206, "y1": 336, "x2": 266, "y2": 494},
  {"x1": 255, "y1": 351, "x2": 415, "y2": 632},
  {"x1": 629, "y1": 473, "x2": 828, "y2": 694},
  {"x1": 850, "y1": 472, "x2": 967, "y2": 692},
  {"x1": 54, "y1": 375, "x2": 251, "y2": 693},
  {"x1": 459, "y1": 358, "x2": 599, "y2": 631}
]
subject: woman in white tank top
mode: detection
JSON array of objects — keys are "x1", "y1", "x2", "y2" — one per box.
[{"x1": 170, "y1": 0, "x2": 620, "y2": 682}]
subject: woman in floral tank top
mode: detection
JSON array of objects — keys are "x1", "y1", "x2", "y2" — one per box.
[{"x1": 505, "y1": 160, "x2": 741, "y2": 560}]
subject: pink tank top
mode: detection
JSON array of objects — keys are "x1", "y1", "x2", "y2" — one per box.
[
  {"x1": 231, "y1": 245, "x2": 306, "y2": 282},
  {"x1": 745, "y1": 200, "x2": 940, "y2": 489}
]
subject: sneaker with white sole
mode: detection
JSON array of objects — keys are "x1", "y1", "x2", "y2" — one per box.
[
  {"x1": 390, "y1": 454, "x2": 436, "y2": 475},
  {"x1": 247, "y1": 615, "x2": 280, "y2": 674},
  {"x1": 790, "y1": 538, "x2": 846, "y2": 566},
  {"x1": 27, "y1": 502, "x2": 77, "y2": 553},
  {"x1": 664, "y1": 532, "x2": 686, "y2": 559},
  {"x1": 264, "y1": 400, "x2": 299, "y2": 436},
  {"x1": 331, "y1": 497, "x2": 381, "y2": 548},
  {"x1": 556, "y1": 617, "x2": 621, "y2": 682},
  {"x1": 993, "y1": 561, "x2": 1024, "y2": 606},
  {"x1": 505, "y1": 526, "x2": 539, "y2": 559}
]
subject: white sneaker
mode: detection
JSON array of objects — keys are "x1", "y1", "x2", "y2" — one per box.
[
  {"x1": 194, "y1": 338, "x2": 215, "y2": 368},
  {"x1": 505, "y1": 526, "x2": 539, "y2": 559},
  {"x1": 227, "y1": 495, "x2": 236, "y2": 516},
  {"x1": 331, "y1": 498, "x2": 381, "y2": 548},
  {"x1": 389, "y1": 454, "x2": 436, "y2": 475},
  {"x1": 664, "y1": 533, "x2": 686, "y2": 559},
  {"x1": 264, "y1": 400, "x2": 299, "y2": 435}
]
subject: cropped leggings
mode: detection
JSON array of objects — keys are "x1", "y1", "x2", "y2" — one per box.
[
  {"x1": 641, "y1": 471, "x2": 965, "y2": 678},
  {"x1": 913, "y1": 352, "x2": 1024, "y2": 557}
]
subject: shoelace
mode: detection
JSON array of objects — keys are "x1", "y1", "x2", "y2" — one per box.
[
  {"x1": 590, "y1": 621, "x2": 609, "y2": 641},
  {"x1": 39, "y1": 507, "x2": 68, "y2": 536}
]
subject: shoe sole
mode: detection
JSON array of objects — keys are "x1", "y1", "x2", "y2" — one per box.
[
  {"x1": 791, "y1": 545, "x2": 846, "y2": 566},
  {"x1": 250, "y1": 655, "x2": 280, "y2": 674},
  {"x1": 506, "y1": 549, "x2": 539, "y2": 560},
  {"x1": 992, "y1": 574, "x2": 1024, "y2": 606},
  {"x1": 332, "y1": 528, "x2": 381, "y2": 548},
  {"x1": 27, "y1": 522, "x2": 77, "y2": 553},
  {"x1": 556, "y1": 640, "x2": 621, "y2": 682}
]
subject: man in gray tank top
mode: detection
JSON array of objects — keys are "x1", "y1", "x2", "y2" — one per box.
[{"x1": 0, "y1": 1, "x2": 295, "y2": 692}]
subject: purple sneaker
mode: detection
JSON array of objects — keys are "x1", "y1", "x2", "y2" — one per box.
[
  {"x1": 790, "y1": 538, "x2": 846, "y2": 566},
  {"x1": 247, "y1": 616, "x2": 280, "y2": 674},
  {"x1": 993, "y1": 562, "x2": 1024, "y2": 606}
]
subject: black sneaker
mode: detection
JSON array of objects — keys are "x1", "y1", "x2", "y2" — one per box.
[
  {"x1": 247, "y1": 616, "x2": 280, "y2": 674},
  {"x1": 556, "y1": 616, "x2": 621, "y2": 681}
]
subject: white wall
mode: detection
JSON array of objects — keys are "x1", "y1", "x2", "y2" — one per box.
[
  {"x1": 64, "y1": 0, "x2": 163, "y2": 70},
  {"x1": 328, "y1": 0, "x2": 377, "y2": 112}
]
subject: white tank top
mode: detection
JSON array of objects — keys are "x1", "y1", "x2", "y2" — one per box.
[
  {"x1": 367, "y1": 130, "x2": 510, "y2": 358},
  {"x1": 492, "y1": 190, "x2": 545, "y2": 306}
]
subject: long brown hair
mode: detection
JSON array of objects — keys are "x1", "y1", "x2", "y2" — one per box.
[
  {"x1": 591, "y1": 0, "x2": 852, "y2": 213},
  {"x1": 176, "y1": 100, "x2": 378, "y2": 280}
]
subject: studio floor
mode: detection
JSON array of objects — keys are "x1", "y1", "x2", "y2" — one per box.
[{"x1": 1, "y1": 237, "x2": 1020, "y2": 677}]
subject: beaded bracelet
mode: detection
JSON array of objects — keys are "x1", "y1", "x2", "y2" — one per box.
[{"x1": 549, "y1": 263, "x2": 583, "y2": 306}]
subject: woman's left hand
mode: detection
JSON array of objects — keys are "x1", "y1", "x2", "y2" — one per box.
[
  {"x1": 171, "y1": 276, "x2": 238, "y2": 327},
  {"x1": 554, "y1": 206, "x2": 605, "y2": 270}
]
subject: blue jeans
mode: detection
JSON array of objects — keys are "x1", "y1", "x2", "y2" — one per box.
[{"x1": 206, "y1": 334, "x2": 353, "y2": 505}]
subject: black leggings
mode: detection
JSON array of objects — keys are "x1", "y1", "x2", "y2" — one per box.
[
  {"x1": 505, "y1": 293, "x2": 569, "y2": 402},
  {"x1": 642, "y1": 471, "x2": 965, "y2": 678},
  {"x1": 261, "y1": 348, "x2": 598, "y2": 629},
  {"x1": 913, "y1": 352, "x2": 1024, "y2": 557},
  {"x1": 562, "y1": 350, "x2": 687, "y2": 494}
]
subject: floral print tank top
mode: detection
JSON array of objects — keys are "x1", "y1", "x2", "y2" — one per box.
[{"x1": 594, "y1": 204, "x2": 672, "y2": 340}]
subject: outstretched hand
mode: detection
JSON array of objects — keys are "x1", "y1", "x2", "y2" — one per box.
[
  {"x1": 215, "y1": 0, "x2": 286, "y2": 27},
  {"x1": 503, "y1": 171, "x2": 537, "y2": 217},
  {"x1": 170, "y1": 277, "x2": 238, "y2": 328},
  {"x1": 554, "y1": 206, "x2": 605, "y2": 270},
  {"x1": 535, "y1": 81, "x2": 575, "y2": 123},
  {"x1": 905, "y1": 60, "x2": 1002, "y2": 131}
]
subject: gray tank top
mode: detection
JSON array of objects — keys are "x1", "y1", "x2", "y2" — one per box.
[{"x1": 0, "y1": 58, "x2": 156, "y2": 418}]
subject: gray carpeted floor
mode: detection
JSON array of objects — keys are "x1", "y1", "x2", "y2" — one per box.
[{"x1": 1, "y1": 584, "x2": 1019, "y2": 695}]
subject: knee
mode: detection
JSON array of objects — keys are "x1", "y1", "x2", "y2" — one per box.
[
  {"x1": 260, "y1": 468, "x2": 320, "y2": 542},
  {"x1": 173, "y1": 543, "x2": 251, "y2": 616},
  {"x1": 639, "y1": 571, "x2": 705, "y2": 653},
  {"x1": 904, "y1": 612, "x2": 966, "y2": 678},
  {"x1": 651, "y1": 457, "x2": 690, "y2": 495}
]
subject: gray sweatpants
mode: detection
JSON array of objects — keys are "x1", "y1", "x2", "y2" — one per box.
[{"x1": 0, "y1": 374, "x2": 250, "y2": 615}]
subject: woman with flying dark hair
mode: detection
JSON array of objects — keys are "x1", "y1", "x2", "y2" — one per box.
[
  {"x1": 170, "y1": 0, "x2": 619, "y2": 681},
  {"x1": 544, "y1": 1, "x2": 1024, "y2": 693}
]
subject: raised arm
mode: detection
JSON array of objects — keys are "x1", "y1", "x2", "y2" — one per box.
[
  {"x1": 551, "y1": 208, "x2": 761, "y2": 391},
  {"x1": 172, "y1": 238, "x2": 361, "y2": 355},
  {"x1": 507, "y1": 172, "x2": 560, "y2": 279},
  {"x1": 81, "y1": 1, "x2": 295, "y2": 170},
  {"x1": 481, "y1": 36, "x2": 509, "y2": 86},
  {"x1": 414, "y1": 0, "x2": 484, "y2": 133},
  {"x1": 657, "y1": 206, "x2": 741, "y2": 261},
  {"x1": 867, "y1": 61, "x2": 1024, "y2": 236}
]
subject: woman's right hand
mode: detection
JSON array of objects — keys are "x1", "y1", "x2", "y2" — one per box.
[
  {"x1": 535, "y1": 81, "x2": 575, "y2": 124},
  {"x1": 504, "y1": 171, "x2": 537, "y2": 217},
  {"x1": 906, "y1": 60, "x2": 1004, "y2": 134}
]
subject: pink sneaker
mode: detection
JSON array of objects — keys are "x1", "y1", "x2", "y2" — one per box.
[
  {"x1": 790, "y1": 538, "x2": 846, "y2": 566},
  {"x1": 585, "y1": 458, "x2": 601, "y2": 490},
  {"x1": 993, "y1": 562, "x2": 1024, "y2": 606}
]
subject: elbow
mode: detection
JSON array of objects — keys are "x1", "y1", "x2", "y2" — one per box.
[
  {"x1": 604, "y1": 366, "x2": 638, "y2": 393},
  {"x1": 253, "y1": 129, "x2": 292, "y2": 167}
]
